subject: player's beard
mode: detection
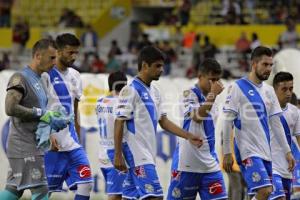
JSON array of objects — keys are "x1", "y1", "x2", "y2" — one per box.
[{"x1": 255, "y1": 70, "x2": 270, "y2": 81}]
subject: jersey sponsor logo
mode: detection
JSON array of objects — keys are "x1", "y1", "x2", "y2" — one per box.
[
  {"x1": 172, "y1": 187, "x2": 181, "y2": 198},
  {"x1": 208, "y1": 182, "x2": 223, "y2": 195},
  {"x1": 53, "y1": 77, "x2": 60, "y2": 84},
  {"x1": 141, "y1": 92, "x2": 149, "y2": 100},
  {"x1": 145, "y1": 184, "x2": 154, "y2": 193},
  {"x1": 171, "y1": 170, "x2": 181, "y2": 181},
  {"x1": 252, "y1": 172, "x2": 261, "y2": 182},
  {"x1": 77, "y1": 165, "x2": 91, "y2": 178},
  {"x1": 24, "y1": 156, "x2": 36, "y2": 163},
  {"x1": 248, "y1": 90, "x2": 255, "y2": 96},
  {"x1": 134, "y1": 166, "x2": 146, "y2": 178}
]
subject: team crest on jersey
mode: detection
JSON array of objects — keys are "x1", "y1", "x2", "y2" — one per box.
[
  {"x1": 252, "y1": 172, "x2": 261, "y2": 182},
  {"x1": 134, "y1": 166, "x2": 146, "y2": 178},
  {"x1": 208, "y1": 182, "x2": 223, "y2": 195},
  {"x1": 171, "y1": 170, "x2": 181, "y2": 181},
  {"x1": 172, "y1": 187, "x2": 181, "y2": 198},
  {"x1": 183, "y1": 90, "x2": 190, "y2": 97},
  {"x1": 242, "y1": 158, "x2": 253, "y2": 168},
  {"x1": 77, "y1": 165, "x2": 91, "y2": 178},
  {"x1": 120, "y1": 88, "x2": 130, "y2": 97},
  {"x1": 145, "y1": 184, "x2": 154, "y2": 193}
]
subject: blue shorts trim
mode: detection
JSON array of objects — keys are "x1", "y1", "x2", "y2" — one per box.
[
  {"x1": 45, "y1": 147, "x2": 93, "y2": 192},
  {"x1": 269, "y1": 174, "x2": 292, "y2": 200},
  {"x1": 167, "y1": 170, "x2": 227, "y2": 200},
  {"x1": 122, "y1": 164, "x2": 163, "y2": 199},
  {"x1": 236, "y1": 156, "x2": 273, "y2": 194}
]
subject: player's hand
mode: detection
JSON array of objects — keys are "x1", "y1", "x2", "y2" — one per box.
[
  {"x1": 114, "y1": 153, "x2": 128, "y2": 173},
  {"x1": 40, "y1": 110, "x2": 68, "y2": 131},
  {"x1": 286, "y1": 151, "x2": 295, "y2": 172},
  {"x1": 223, "y1": 153, "x2": 234, "y2": 173},
  {"x1": 50, "y1": 134, "x2": 59, "y2": 151},
  {"x1": 186, "y1": 132, "x2": 203, "y2": 148},
  {"x1": 209, "y1": 80, "x2": 224, "y2": 96}
]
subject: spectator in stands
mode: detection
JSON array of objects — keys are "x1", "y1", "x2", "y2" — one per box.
[
  {"x1": 80, "y1": 25, "x2": 99, "y2": 56},
  {"x1": 235, "y1": 32, "x2": 251, "y2": 71},
  {"x1": 278, "y1": 17, "x2": 299, "y2": 49},
  {"x1": 120, "y1": 46, "x2": 138, "y2": 76},
  {"x1": 79, "y1": 53, "x2": 92, "y2": 73},
  {"x1": 138, "y1": 33, "x2": 152, "y2": 50},
  {"x1": 91, "y1": 54, "x2": 105, "y2": 73},
  {"x1": 58, "y1": 8, "x2": 84, "y2": 28},
  {"x1": 161, "y1": 40, "x2": 176, "y2": 76},
  {"x1": 11, "y1": 17, "x2": 30, "y2": 63},
  {"x1": 106, "y1": 52, "x2": 121, "y2": 73},
  {"x1": 202, "y1": 35, "x2": 218, "y2": 59},
  {"x1": 108, "y1": 39, "x2": 122, "y2": 56},
  {"x1": 222, "y1": 0, "x2": 241, "y2": 24},
  {"x1": 0, "y1": 0, "x2": 13, "y2": 27},
  {"x1": 250, "y1": 32, "x2": 261, "y2": 50},
  {"x1": 171, "y1": 25, "x2": 183, "y2": 54},
  {"x1": 192, "y1": 34, "x2": 202, "y2": 71},
  {"x1": 0, "y1": 52, "x2": 9, "y2": 70},
  {"x1": 178, "y1": 0, "x2": 191, "y2": 25}
]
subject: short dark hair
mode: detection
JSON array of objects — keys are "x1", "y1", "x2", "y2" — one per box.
[
  {"x1": 32, "y1": 38, "x2": 56, "y2": 57},
  {"x1": 198, "y1": 58, "x2": 222, "y2": 75},
  {"x1": 108, "y1": 71, "x2": 127, "y2": 92},
  {"x1": 273, "y1": 71, "x2": 294, "y2": 87},
  {"x1": 137, "y1": 46, "x2": 166, "y2": 71},
  {"x1": 55, "y1": 33, "x2": 80, "y2": 49},
  {"x1": 251, "y1": 46, "x2": 273, "y2": 61}
]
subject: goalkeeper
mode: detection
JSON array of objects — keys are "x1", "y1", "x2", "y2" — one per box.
[{"x1": 0, "y1": 38, "x2": 68, "y2": 200}]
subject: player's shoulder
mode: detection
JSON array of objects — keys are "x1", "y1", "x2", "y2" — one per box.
[
  {"x1": 119, "y1": 85, "x2": 136, "y2": 98},
  {"x1": 287, "y1": 103, "x2": 299, "y2": 115},
  {"x1": 68, "y1": 67, "x2": 81, "y2": 77},
  {"x1": 182, "y1": 87, "x2": 197, "y2": 99}
]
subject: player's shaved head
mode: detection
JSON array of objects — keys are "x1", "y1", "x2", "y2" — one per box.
[{"x1": 32, "y1": 38, "x2": 56, "y2": 57}]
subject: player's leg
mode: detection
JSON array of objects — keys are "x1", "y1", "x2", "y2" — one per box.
[
  {"x1": 101, "y1": 167, "x2": 126, "y2": 200},
  {"x1": 238, "y1": 157, "x2": 273, "y2": 200},
  {"x1": 167, "y1": 170, "x2": 198, "y2": 199},
  {"x1": 227, "y1": 171, "x2": 246, "y2": 200},
  {"x1": 292, "y1": 161, "x2": 300, "y2": 200},
  {"x1": 268, "y1": 174, "x2": 286, "y2": 200},
  {"x1": 65, "y1": 147, "x2": 93, "y2": 200},
  {"x1": 122, "y1": 170, "x2": 139, "y2": 200},
  {"x1": 130, "y1": 164, "x2": 163, "y2": 200},
  {"x1": 199, "y1": 171, "x2": 228, "y2": 200},
  {"x1": 30, "y1": 185, "x2": 49, "y2": 200}
]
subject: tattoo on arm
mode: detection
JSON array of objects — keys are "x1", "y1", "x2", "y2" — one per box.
[{"x1": 5, "y1": 89, "x2": 37, "y2": 119}]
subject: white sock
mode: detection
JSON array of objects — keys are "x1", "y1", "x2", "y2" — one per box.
[
  {"x1": 76, "y1": 183, "x2": 93, "y2": 196},
  {"x1": 252, "y1": 197, "x2": 258, "y2": 200}
]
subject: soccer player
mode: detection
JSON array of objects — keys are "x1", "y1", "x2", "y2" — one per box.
[
  {"x1": 113, "y1": 46, "x2": 203, "y2": 200},
  {"x1": 167, "y1": 58, "x2": 228, "y2": 199},
  {"x1": 42, "y1": 33, "x2": 93, "y2": 200},
  {"x1": 222, "y1": 46, "x2": 295, "y2": 200},
  {"x1": 96, "y1": 71, "x2": 127, "y2": 200},
  {"x1": 270, "y1": 72, "x2": 300, "y2": 200},
  {"x1": 0, "y1": 39, "x2": 68, "y2": 200}
]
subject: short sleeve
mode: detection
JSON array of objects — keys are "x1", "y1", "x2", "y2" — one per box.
[
  {"x1": 269, "y1": 88, "x2": 282, "y2": 117},
  {"x1": 157, "y1": 89, "x2": 167, "y2": 119},
  {"x1": 223, "y1": 83, "x2": 240, "y2": 114},
  {"x1": 7, "y1": 72, "x2": 26, "y2": 94},
  {"x1": 180, "y1": 89, "x2": 199, "y2": 118},
  {"x1": 73, "y1": 71, "x2": 82, "y2": 101},
  {"x1": 293, "y1": 110, "x2": 300, "y2": 136},
  {"x1": 115, "y1": 85, "x2": 136, "y2": 120}
]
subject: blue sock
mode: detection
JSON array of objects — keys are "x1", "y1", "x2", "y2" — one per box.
[
  {"x1": 0, "y1": 190, "x2": 19, "y2": 200},
  {"x1": 75, "y1": 194, "x2": 90, "y2": 200}
]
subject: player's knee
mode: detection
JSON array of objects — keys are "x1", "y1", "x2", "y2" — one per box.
[
  {"x1": 257, "y1": 186, "x2": 272, "y2": 198},
  {"x1": 77, "y1": 182, "x2": 93, "y2": 196}
]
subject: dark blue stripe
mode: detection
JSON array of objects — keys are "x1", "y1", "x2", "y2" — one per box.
[
  {"x1": 126, "y1": 119, "x2": 135, "y2": 134},
  {"x1": 48, "y1": 67, "x2": 79, "y2": 143},
  {"x1": 131, "y1": 79, "x2": 157, "y2": 134},
  {"x1": 236, "y1": 78, "x2": 270, "y2": 145},
  {"x1": 171, "y1": 145, "x2": 179, "y2": 170},
  {"x1": 122, "y1": 142, "x2": 135, "y2": 167},
  {"x1": 191, "y1": 86, "x2": 217, "y2": 161},
  {"x1": 280, "y1": 115, "x2": 292, "y2": 146}
]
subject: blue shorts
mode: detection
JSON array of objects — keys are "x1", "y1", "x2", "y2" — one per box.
[
  {"x1": 269, "y1": 174, "x2": 292, "y2": 200},
  {"x1": 101, "y1": 167, "x2": 126, "y2": 195},
  {"x1": 292, "y1": 141, "x2": 300, "y2": 189},
  {"x1": 44, "y1": 147, "x2": 93, "y2": 191},
  {"x1": 237, "y1": 156, "x2": 273, "y2": 194},
  {"x1": 122, "y1": 164, "x2": 163, "y2": 200},
  {"x1": 167, "y1": 170, "x2": 227, "y2": 200}
]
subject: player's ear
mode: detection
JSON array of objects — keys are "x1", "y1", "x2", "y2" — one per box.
[{"x1": 141, "y1": 61, "x2": 148, "y2": 71}]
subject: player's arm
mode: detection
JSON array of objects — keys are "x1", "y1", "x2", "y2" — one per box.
[
  {"x1": 222, "y1": 111, "x2": 236, "y2": 173},
  {"x1": 5, "y1": 89, "x2": 38, "y2": 119},
  {"x1": 159, "y1": 115, "x2": 202, "y2": 147},
  {"x1": 114, "y1": 118, "x2": 127, "y2": 172},
  {"x1": 74, "y1": 98, "x2": 81, "y2": 139},
  {"x1": 191, "y1": 80, "x2": 223, "y2": 123},
  {"x1": 270, "y1": 115, "x2": 295, "y2": 172}
]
